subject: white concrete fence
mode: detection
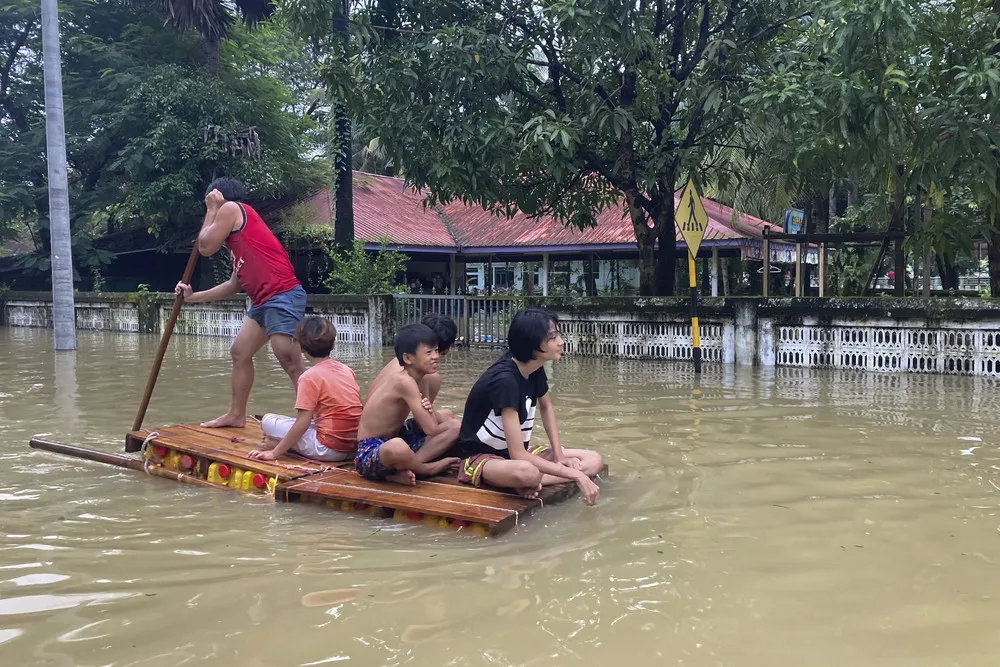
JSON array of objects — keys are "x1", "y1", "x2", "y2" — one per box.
[{"x1": 6, "y1": 292, "x2": 1000, "y2": 377}]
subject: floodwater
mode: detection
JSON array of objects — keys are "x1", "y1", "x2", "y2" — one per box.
[{"x1": 1, "y1": 326, "x2": 999, "y2": 667}]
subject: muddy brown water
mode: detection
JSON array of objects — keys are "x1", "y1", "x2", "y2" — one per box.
[{"x1": 1, "y1": 326, "x2": 999, "y2": 666}]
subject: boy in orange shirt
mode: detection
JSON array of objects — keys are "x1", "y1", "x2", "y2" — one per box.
[{"x1": 249, "y1": 317, "x2": 362, "y2": 462}]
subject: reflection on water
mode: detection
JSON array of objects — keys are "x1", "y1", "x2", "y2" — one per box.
[{"x1": 2, "y1": 327, "x2": 1000, "y2": 666}]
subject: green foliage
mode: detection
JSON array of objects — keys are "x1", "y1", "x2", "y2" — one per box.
[
  {"x1": 282, "y1": 0, "x2": 804, "y2": 295},
  {"x1": 0, "y1": 0, "x2": 324, "y2": 288},
  {"x1": 275, "y1": 202, "x2": 333, "y2": 250},
  {"x1": 324, "y1": 239, "x2": 409, "y2": 294},
  {"x1": 128, "y1": 283, "x2": 160, "y2": 332}
]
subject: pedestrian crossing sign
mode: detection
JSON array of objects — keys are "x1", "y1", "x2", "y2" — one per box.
[{"x1": 676, "y1": 178, "x2": 709, "y2": 259}]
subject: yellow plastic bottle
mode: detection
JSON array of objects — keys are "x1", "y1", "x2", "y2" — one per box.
[
  {"x1": 266, "y1": 477, "x2": 276, "y2": 494},
  {"x1": 207, "y1": 462, "x2": 220, "y2": 484},
  {"x1": 392, "y1": 508, "x2": 406, "y2": 522},
  {"x1": 471, "y1": 523, "x2": 489, "y2": 537},
  {"x1": 165, "y1": 451, "x2": 181, "y2": 470},
  {"x1": 240, "y1": 471, "x2": 253, "y2": 491},
  {"x1": 229, "y1": 469, "x2": 244, "y2": 489}
]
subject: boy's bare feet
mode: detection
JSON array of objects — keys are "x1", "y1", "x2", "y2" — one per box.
[
  {"x1": 386, "y1": 470, "x2": 417, "y2": 486},
  {"x1": 516, "y1": 483, "x2": 542, "y2": 499},
  {"x1": 201, "y1": 413, "x2": 246, "y2": 428},
  {"x1": 418, "y1": 457, "x2": 461, "y2": 478}
]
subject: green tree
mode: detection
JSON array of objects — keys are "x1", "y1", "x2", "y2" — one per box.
[
  {"x1": 0, "y1": 0, "x2": 324, "y2": 287},
  {"x1": 283, "y1": 0, "x2": 806, "y2": 295},
  {"x1": 146, "y1": 0, "x2": 277, "y2": 75}
]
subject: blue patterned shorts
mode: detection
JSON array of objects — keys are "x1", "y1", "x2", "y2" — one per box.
[{"x1": 355, "y1": 429, "x2": 427, "y2": 481}]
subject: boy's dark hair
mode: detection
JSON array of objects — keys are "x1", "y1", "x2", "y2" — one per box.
[
  {"x1": 295, "y1": 316, "x2": 337, "y2": 358},
  {"x1": 394, "y1": 323, "x2": 438, "y2": 365},
  {"x1": 205, "y1": 177, "x2": 247, "y2": 202},
  {"x1": 421, "y1": 312, "x2": 457, "y2": 352},
  {"x1": 507, "y1": 308, "x2": 559, "y2": 363}
]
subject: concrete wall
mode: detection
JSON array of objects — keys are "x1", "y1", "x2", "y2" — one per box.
[{"x1": 7, "y1": 291, "x2": 1000, "y2": 377}]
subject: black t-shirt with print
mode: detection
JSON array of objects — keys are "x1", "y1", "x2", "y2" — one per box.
[{"x1": 452, "y1": 352, "x2": 549, "y2": 459}]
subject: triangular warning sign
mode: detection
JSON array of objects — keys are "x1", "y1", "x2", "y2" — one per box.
[{"x1": 675, "y1": 179, "x2": 709, "y2": 259}]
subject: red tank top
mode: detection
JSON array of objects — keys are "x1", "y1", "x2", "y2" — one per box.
[{"x1": 226, "y1": 203, "x2": 301, "y2": 306}]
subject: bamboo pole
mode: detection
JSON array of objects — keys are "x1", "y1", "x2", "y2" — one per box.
[
  {"x1": 30, "y1": 438, "x2": 144, "y2": 470},
  {"x1": 129, "y1": 243, "x2": 201, "y2": 443},
  {"x1": 31, "y1": 437, "x2": 218, "y2": 489}
]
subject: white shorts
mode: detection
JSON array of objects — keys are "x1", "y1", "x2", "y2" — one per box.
[{"x1": 260, "y1": 413, "x2": 354, "y2": 462}]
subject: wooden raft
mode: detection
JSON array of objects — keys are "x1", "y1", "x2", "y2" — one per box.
[{"x1": 124, "y1": 421, "x2": 593, "y2": 536}]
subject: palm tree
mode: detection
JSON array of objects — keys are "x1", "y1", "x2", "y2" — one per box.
[
  {"x1": 40, "y1": 0, "x2": 76, "y2": 351},
  {"x1": 153, "y1": 0, "x2": 276, "y2": 75}
]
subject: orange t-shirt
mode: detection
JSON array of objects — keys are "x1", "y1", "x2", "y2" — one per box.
[{"x1": 295, "y1": 358, "x2": 362, "y2": 452}]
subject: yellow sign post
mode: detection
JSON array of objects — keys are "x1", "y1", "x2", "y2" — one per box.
[{"x1": 675, "y1": 178, "x2": 709, "y2": 373}]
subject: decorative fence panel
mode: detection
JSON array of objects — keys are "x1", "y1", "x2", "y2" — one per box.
[{"x1": 393, "y1": 295, "x2": 521, "y2": 348}]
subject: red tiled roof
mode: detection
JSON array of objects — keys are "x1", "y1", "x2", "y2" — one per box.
[
  {"x1": 303, "y1": 173, "x2": 454, "y2": 247},
  {"x1": 300, "y1": 172, "x2": 780, "y2": 250},
  {"x1": 442, "y1": 193, "x2": 781, "y2": 248},
  {"x1": 354, "y1": 174, "x2": 455, "y2": 247}
]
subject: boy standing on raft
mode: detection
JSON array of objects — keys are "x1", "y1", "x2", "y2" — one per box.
[
  {"x1": 355, "y1": 324, "x2": 460, "y2": 485},
  {"x1": 175, "y1": 177, "x2": 306, "y2": 428},
  {"x1": 249, "y1": 317, "x2": 361, "y2": 463},
  {"x1": 450, "y1": 308, "x2": 603, "y2": 504}
]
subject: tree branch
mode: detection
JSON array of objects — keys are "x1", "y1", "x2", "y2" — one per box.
[
  {"x1": 539, "y1": 34, "x2": 567, "y2": 112},
  {"x1": 0, "y1": 21, "x2": 33, "y2": 98},
  {"x1": 737, "y1": 11, "x2": 812, "y2": 49},
  {"x1": 677, "y1": 0, "x2": 711, "y2": 82},
  {"x1": 0, "y1": 21, "x2": 34, "y2": 131},
  {"x1": 525, "y1": 57, "x2": 619, "y2": 112}
]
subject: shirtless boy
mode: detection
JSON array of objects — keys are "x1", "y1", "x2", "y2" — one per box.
[
  {"x1": 355, "y1": 324, "x2": 460, "y2": 485},
  {"x1": 366, "y1": 312, "x2": 460, "y2": 430}
]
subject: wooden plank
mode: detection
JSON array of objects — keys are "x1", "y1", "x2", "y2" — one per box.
[
  {"x1": 283, "y1": 469, "x2": 539, "y2": 512},
  {"x1": 160, "y1": 424, "x2": 328, "y2": 476},
  {"x1": 143, "y1": 432, "x2": 323, "y2": 482},
  {"x1": 176, "y1": 423, "x2": 356, "y2": 470},
  {"x1": 278, "y1": 469, "x2": 519, "y2": 532},
  {"x1": 403, "y1": 477, "x2": 540, "y2": 512}
]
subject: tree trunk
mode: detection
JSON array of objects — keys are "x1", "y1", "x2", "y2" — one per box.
[
  {"x1": 40, "y1": 0, "x2": 76, "y2": 351},
  {"x1": 653, "y1": 172, "x2": 678, "y2": 296},
  {"x1": 333, "y1": 105, "x2": 354, "y2": 246},
  {"x1": 655, "y1": 228, "x2": 676, "y2": 296},
  {"x1": 990, "y1": 170, "x2": 1000, "y2": 297},
  {"x1": 638, "y1": 241, "x2": 656, "y2": 296},
  {"x1": 936, "y1": 253, "x2": 959, "y2": 291},
  {"x1": 825, "y1": 182, "x2": 835, "y2": 233},
  {"x1": 890, "y1": 165, "x2": 906, "y2": 295},
  {"x1": 332, "y1": 0, "x2": 354, "y2": 247},
  {"x1": 847, "y1": 171, "x2": 859, "y2": 208},
  {"x1": 204, "y1": 33, "x2": 221, "y2": 76}
]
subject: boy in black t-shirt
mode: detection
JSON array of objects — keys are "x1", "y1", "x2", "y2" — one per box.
[{"x1": 451, "y1": 308, "x2": 603, "y2": 504}]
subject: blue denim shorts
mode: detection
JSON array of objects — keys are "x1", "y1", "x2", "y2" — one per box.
[{"x1": 246, "y1": 285, "x2": 306, "y2": 338}]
